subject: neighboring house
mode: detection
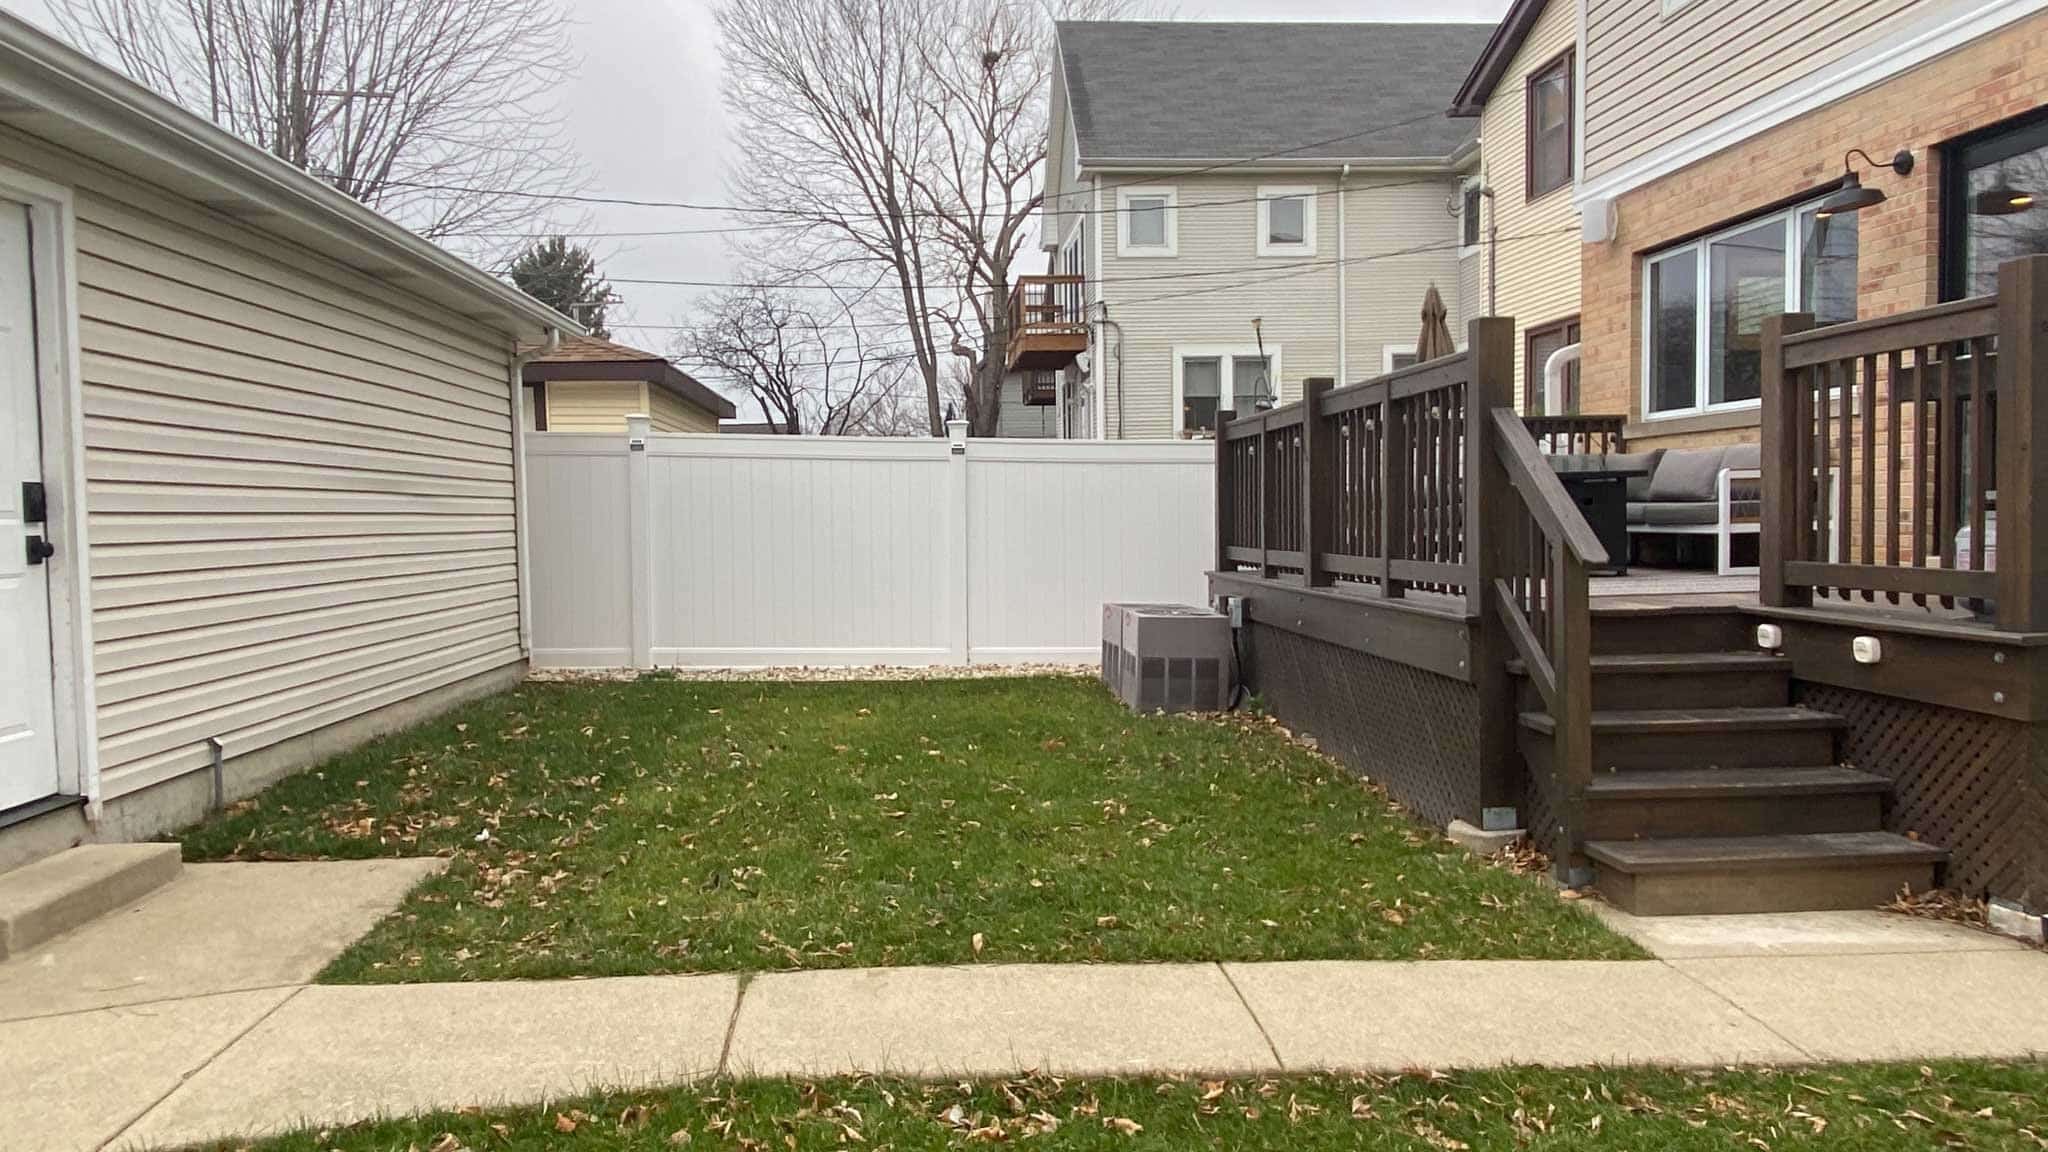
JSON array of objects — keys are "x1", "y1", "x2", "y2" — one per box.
[
  {"x1": 523, "y1": 334, "x2": 734, "y2": 433},
  {"x1": 0, "y1": 13, "x2": 571, "y2": 868},
  {"x1": 1572, "y1": 0, "x2": 2048, "y2": 453},
  {"x1": 995, "y1": 369, "x2": 1065, "y2": 438},
  {"x1": 1448, "y1": 0, "x2": 1583, "y2": 415},
  {"x1": 1030, "y1": 21, "x2": 1494, "y2": 440}
]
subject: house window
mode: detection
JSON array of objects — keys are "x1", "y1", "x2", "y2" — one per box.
[
  {"x1": 1117, "y1": 186, "x2": 1177, "y2": 256},
  {"x1": 1460, "y1": 181, "x2": 1483, "y2": 251},
  {"x1": 1524, "y1": 317, "x2": 1581, "y2": 415},
  {"x1": 1642, "y1": 198, "x2": 1859, "y2": 418},
  {"x1": 1385, "y1": 345, "x2": 1419, "y2": 373},
  {"x1": 1175, "y1": 346, "x2": 1279, "y2": 435},
  {"x1": 1941, "y1": 107, "x2": 2048, "y2": 300},
  {"x1": 1525, "y1": 50, "x2": 1573, "y2": 200},
  {"x1": 1256, "y1": 185, "x2": 1316, "y2": 256}
]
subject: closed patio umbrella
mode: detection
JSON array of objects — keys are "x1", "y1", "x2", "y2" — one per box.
[{"x1": 1415, "y1": 284, "x2": 1455, "y2": 363}]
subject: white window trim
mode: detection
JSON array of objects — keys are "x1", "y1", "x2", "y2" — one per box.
[
  {"x1": 0, "y1": 161, "x2": 97, "y2": 814},
  {"x1": 1116, "y1": 185, "x2": 1177, "y2": 257},
  {"x1": 1640, "y1": 197, "x2": 1845, "y2": 421},
  {"x1": 1457, "y1": 179, "x2": 1484, "y2": 258},
  {"x1": 1255, "y1": 185, "x2": 1317, "y2": 258},
  {"x1": 1172, "y1": 344, "x2": 1285, "y2": 434},
  {"x1": 1383, "y1": 344, "x2": 1417, "y2": 373}
]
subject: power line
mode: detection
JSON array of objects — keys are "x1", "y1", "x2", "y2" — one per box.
[{"x1": 356, "y1": 109, "x2": 1466, "y2": 223}]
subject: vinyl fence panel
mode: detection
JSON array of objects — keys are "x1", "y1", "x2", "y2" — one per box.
[{"x1": 525, "y1": 423, "x2": 1214, "y2": 668}]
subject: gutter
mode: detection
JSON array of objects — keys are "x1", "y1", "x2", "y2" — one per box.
[
  {"x1": 1080, "y1": 155, "x2": 1463, "y2": 175},
  {"x1": 508, "y1": 327, "x2": 562, "y2": 657},
  {"x1": 0, "y1": 11, "x2": 579, "y2": 339}
]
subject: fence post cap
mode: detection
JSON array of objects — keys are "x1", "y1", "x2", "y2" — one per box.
[
  {"x1": 625, "y1": 414, "x2": 651, "y2": 448},
  {"x1": 946, "y1": 419, "x2": 970, "y2": 451}
]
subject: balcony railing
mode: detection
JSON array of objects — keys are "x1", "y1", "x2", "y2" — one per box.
[{"x1": 1006, "y1": 274, "x2": 1087, "y2": 372}]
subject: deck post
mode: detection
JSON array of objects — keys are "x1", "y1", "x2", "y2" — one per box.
[
  {"x1": 1997, "y1": 257, "x2": 2048, "y2": 631},
  {"x1": 1760, "y1": 313, "x2": 1816, "y2": 609},
  {"x1": 1467, "y1": 317, "x2": 1519, "y2": 825},
  {"x1": 1214, "y1": 409, "x2": 1235, "y2": 574},
  {"x1": 1301, "y1": 378, "x2": 1334, "y2": 588}
]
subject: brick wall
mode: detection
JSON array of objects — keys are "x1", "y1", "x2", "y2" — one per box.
[{"x1": 1580, "y1": 9, "x2": 2048, "y2": 453}]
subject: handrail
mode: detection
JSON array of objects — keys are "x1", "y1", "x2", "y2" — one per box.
[
  {"x1": 1490, "y1": 408, "x2": 1608, "y2": 567},
  {"x1": 1486, "y1": 404, "x2": 1597, "y2": 880}
]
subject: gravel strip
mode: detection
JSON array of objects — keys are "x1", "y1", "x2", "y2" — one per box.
[{"x1": 528, "y1": 663, "x2": 1097, "y2": 684}]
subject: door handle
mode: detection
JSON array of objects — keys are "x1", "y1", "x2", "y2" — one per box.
[{"x1": 25, "y1": 535, "x2": 54, "y2": 565}]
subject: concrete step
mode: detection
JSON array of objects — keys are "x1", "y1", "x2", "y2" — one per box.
[
  {"x1": 0, "y1": 843, "x2": 182, "y2": 960},
  {"x1": 1586, "y1": 831, "x2": 1945, "y2": 916},
  {"x1": 1586, "y1": 765, "x2": 1889, "y2": 839}
]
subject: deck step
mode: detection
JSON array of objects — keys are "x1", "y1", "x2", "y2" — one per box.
[
  {"x1": 1509, "y1": 652, "x2": 1791, "y2": 710},
  {"x1": 1585, "y1": 766, "x2": 1889, "y2": 839},
  {"x1": 1587, "y1": 831, "x2": 1944, "y2": 915},
  {"x1": 0, "y1": 843, "x2": 182, "y2": 960},
  {"x1": 1521, "y1": 707, "x2": 1845, "y2": 771}
]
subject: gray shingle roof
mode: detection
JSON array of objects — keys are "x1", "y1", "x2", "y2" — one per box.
[{"x1": 1057, "y1": 21, "x2": 1491, "y2": 163}]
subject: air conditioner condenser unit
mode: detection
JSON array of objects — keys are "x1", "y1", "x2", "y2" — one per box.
[{"x1": 1101, "y1": 602, "x2": 1231, "y2": 714}]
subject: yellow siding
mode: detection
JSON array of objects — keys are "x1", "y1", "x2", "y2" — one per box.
[
  {"x1": 542, "y1": 381, "x2": 647, "y2": 431},
  {"x1": 1583, "y1": 0, "x2": 1928, "y2": 184},
  {"x1": 1477, "y1": 0, "x2": 1584, "y2": 406},
  {"x1": 648, "y1": 386, "x2": 719, "y2": 433},
  {"x1": 0, "y1": 122, "x2": 523, "y2": 803},
  {"x1": 1097, "y1": 172, "x2": 1463, "y2": 439}
]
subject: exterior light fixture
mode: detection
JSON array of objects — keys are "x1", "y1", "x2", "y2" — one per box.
[{"x1": 1815, "y1": 148, "x2": 1915, "y2": 219}]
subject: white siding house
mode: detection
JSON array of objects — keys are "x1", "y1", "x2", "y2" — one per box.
[
  {"x1": 1034, "y1": 21, "x2": 1493, "y2": 439},
  {"x1": 0, "y1": 13, "x2": 571, "y2": 868}
]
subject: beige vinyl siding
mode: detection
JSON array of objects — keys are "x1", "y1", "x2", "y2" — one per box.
[
  {"x1": 1095, "y1": 172, "x2": 1462, "y2": 439},
  {"x1": 648, "y1": 385, "x2": 718, "y2": 433},
  {"x1": 541, "y1": 381, "x2": 647, "y2": 431},
  {"x1": 1583, "y1": 0, "x2": 1928, "y2": 184},
  {"x1": 0, "y1": 122, "x2": 524, "y2": 803},
  {"x1": 1478, "y1": 0, "x2": 1583, "y2": 405}
]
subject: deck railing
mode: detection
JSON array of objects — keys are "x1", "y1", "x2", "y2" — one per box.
[
  {"x1": 1216, "y1": 353, "x2": 1475, "y2": 598},
  {"x1": 1760, "y1": 255, "x2": 2048, "y2": 630},
  {"x1": 1523, "y1": 413, "x2": 1627, "y2": 456},
  {"x1": 1008, "y1": 274, "x2": 1087, "y2": 341},
  {"x1": 1487, "y1": 407, "x2": 1606, "y2": 870}
]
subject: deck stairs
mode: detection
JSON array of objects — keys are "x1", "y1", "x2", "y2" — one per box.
[{"x1": 1513, "y1": 605, "x2": 1945, "y2": 916}]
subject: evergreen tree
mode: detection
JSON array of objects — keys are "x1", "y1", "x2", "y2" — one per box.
[{"x1": 508, "y1": 237, "x2": 618, "y2": 337}]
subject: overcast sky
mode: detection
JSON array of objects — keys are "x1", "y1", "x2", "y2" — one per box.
[{"x1": 0, "y1": 0, "x2": 1507, "y2": 361}]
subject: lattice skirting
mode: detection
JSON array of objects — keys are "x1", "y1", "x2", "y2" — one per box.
[
  {"x1": 1245, "y1": 624, "x2": 1481, "y2": 829},
  {"x1": 1798, "y1": 684, "x2": 2048, "y2": 911}
]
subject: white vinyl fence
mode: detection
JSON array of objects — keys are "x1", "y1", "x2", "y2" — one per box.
[{"x1": 525, "y1": 420, "x2": 1215, "y2": 668}]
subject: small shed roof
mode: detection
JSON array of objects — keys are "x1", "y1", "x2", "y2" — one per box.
[{"x1": 524, "y1": 334, "x2": 736, "y2": 419}]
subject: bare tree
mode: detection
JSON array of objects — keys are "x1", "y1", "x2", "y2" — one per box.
[
  {"x1": 684, "y1": 282, "x2": 914, "y2": 436},
  {"x1": 718, "y1": 0, "x2": 951, "y2": 434},
  {"x1": 50, "y1": 0, "x2": 579, "y2": 252}
]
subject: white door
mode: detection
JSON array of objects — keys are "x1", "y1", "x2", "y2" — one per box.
[{"x1": 0, "y1": 202, "x2": 60, "y2": 811}]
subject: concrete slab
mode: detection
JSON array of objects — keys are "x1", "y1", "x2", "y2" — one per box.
[
  {"x1": 1592, "y1": 904, "x2": 2028, "y2": 959},
  {"x1": 0, "y1": 987, "x2": 293, "y2": 1152},
  {"x1": 1224, "y1": 960, "x2": 1806, "y2": 1070},
  {"x1": 117, "y1": 974, "x2": 737, "y2": 1150},
  {"x1": 1672, "y1": 950, "x2": 2048, "y2": 1062},
  {"x1": 727, "y1": 963, "x2": 1278, "y2": 1079},
  {"x1": 0, "y1": 844, "x2": 180, "y2": 960},
  {"x1": 0, "y1": 858, "x2": 445, "y2": 1021}
]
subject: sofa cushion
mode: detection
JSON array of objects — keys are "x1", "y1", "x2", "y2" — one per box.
[
  {"x1": 1610, "y1": 450, "x2": 1665, "y2": 502},
  {"x1": 1648, "y1": 447, "x2": 1728, "y2": 502},
  {"x1": 1722, "y1": 442, "x2": 1761, "y2": 471},
  {"x1": 1628, "y1": 500, "x2": 1762, "y2": 527}
]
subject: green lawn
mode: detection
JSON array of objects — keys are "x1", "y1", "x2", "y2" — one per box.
[
  {"x1": 181, "y1": 676, "x2": 1638, "y2": 981},
  {"x1": 200, "y1": 1061, "x2": 2048, "y2": 1151}
]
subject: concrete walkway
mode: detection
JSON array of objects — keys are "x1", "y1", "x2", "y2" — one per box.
[{"x1": 3, "y1": 865, "x2": 2043, "y2": 1152}]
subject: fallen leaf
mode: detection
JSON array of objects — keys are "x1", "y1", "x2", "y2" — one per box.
[
  {"x1": 1105, "y1": 1117, "x2": 1143, "y2": 1135},
  {"x1": 972, "y1": 932, "x2": 986, "y2": 956},
  {"x1": 554, "y1": 1113, "x2": 579, "y2": 1133}
]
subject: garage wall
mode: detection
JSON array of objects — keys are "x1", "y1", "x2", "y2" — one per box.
[{"x1": 0, "y1": 123, "x2": 526, "y2": 804}]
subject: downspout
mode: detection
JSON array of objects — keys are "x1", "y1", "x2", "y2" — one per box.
[
  {"x1": 1484, "y1": 185, "x2": 1499, "y2": 318},
  {"x1": 1337, "y1": 164, "x2": 1349, "y2": 384},
  {"x1": 508, "y1": 327, "x2": 560, "y2": 658}
]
